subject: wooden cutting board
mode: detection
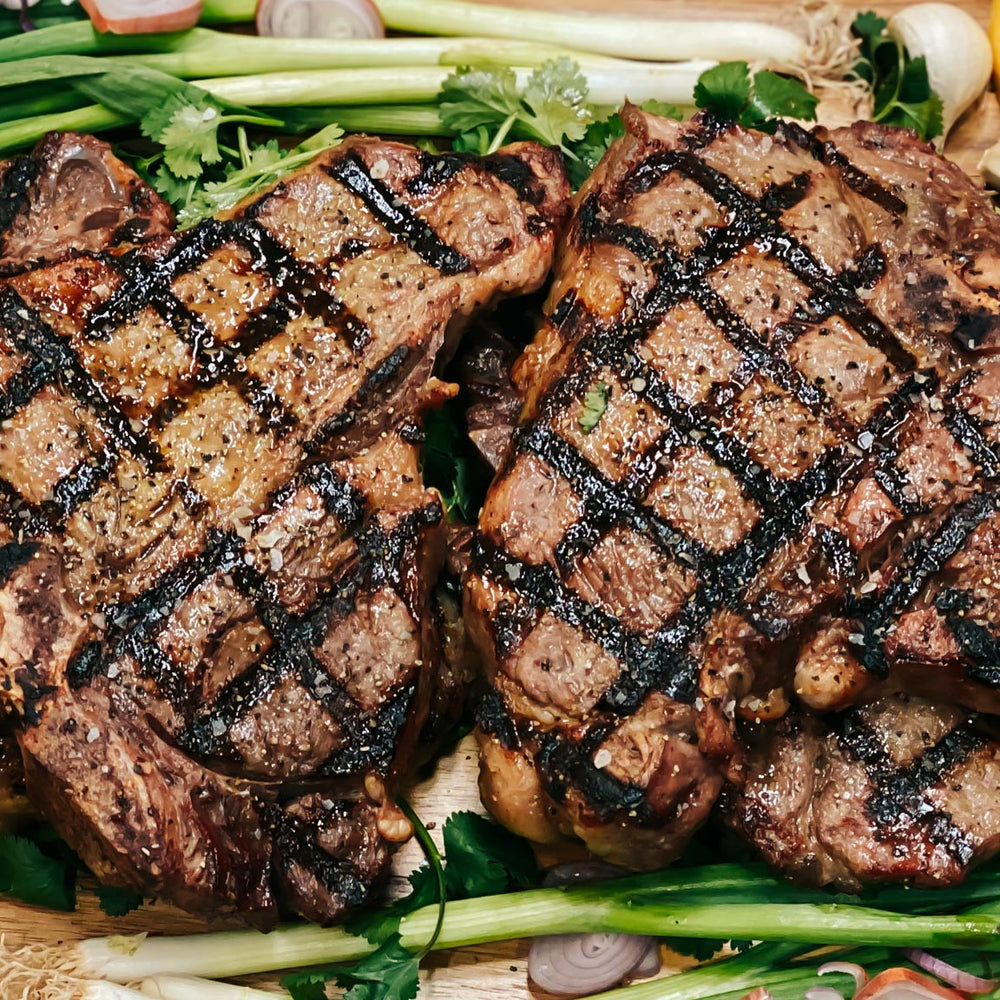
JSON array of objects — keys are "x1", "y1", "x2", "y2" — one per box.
[{"x1": 1, "y1": 2, "x2": 998, "y2": 997}]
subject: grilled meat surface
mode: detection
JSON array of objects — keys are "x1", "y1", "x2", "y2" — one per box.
[
  {"x1": 0, "y1": 132, "x2": 173, "y2": 275},
  {"x1": 730, "y1": 695, "x2": 1000, "y2": 890},
  {"x1": 467, "y1": 106, "x2": 1000, "y2": 883},
  {"x1": 0, "y1": 134, "x2": 567, "y2": 922}
]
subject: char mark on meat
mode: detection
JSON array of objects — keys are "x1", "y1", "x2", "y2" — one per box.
[
  {"x1": 730, "y1": 695, "x2": 1000, "y2": 891},
  {"x1": 0, "y1": 132, "x2": 174, "y2": 275},
  {"x1": 468, "y1": 105, "x2": 1000, "y2": 884},
  {"x1": 0, "y1": 135, "x2": 568, "y2": 922}
]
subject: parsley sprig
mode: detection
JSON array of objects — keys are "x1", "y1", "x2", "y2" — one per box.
[{"x1": 850, "y1": 10, "x2": 943, "y2": 140}]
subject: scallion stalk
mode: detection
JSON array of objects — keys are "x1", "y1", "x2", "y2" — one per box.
[
  {"x1": 199, "y1": 0, "x2": 256, "y2": 24},
  {"x1": 9, "y1": 891, "x2": 1000, "y2": 985},
  {"x1": 0, "y1": 104, "x2": 127, "y2": 152},
  {"x1": 138, "y1": 975, "x2": 288, "y2": 1000},
  {"x1": 199, "y1": 66, "x2": 452, "y2": 106},
  {"x1": 373, "y1": 0, "x2": 809, "y2": 65}
]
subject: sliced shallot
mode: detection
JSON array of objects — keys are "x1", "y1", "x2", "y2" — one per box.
[
  {"x1": 741, "y1": 989, "x2": 777, "y2": 1000},
  {"x1": 528, "y1": 933, "x2": 658, "y2": 998},
  {"x1": 901, "y1": 949, "x2": 999, "y2": 994},
  {"x1": 819, "y1": 962, "x2": 870, "y2": 989},
  {"x1": 854, "y1": 968, "x2": 971, "y2": 1000},
  {"x1": 527, "y1": 862, "x2": 659, "y2": 997},
  {"x1": 78, "y1": 0, "x2": 203, "y2": 33},
  {"x1": 256, "y1": 0, "x2": 384, "y2": 39}
]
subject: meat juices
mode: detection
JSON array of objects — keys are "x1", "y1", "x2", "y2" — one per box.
[
  {"x1": 468, "y1": 107, "x2": 1000, "y2": 887},
  {"x1": 0, "y1": 135, "x2": 568, "y2": 922}
]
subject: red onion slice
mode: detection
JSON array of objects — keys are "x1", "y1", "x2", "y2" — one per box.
[
  {"x1": 819, "y1": 962, "x2": 870, "y2": 989},
  {"x1": 741, "y1": 989, "x2": 777, "y2": 1000},
  {"x1": 256, "y1": 0, "x2": 384, "y2": 39},
  {"x1": 854, "y1": 968, "x2": 970, "y2": 1000},
  {"x1": 79, "y1": 0, "x2": 202, "y2": 33},
  {"x1": 529, "y1": 933, "x2": 657, "y2": 997},
  {"x1": 902, "y1": 949, "x2": 999, "y2": 994},
  {"x1": 528, "y1": 862, "x2": 659, "y2": 997}
]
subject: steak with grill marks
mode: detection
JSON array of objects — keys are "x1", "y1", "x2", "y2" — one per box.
[
  {"x1": 730, "y1": 695, "x2": 1000, "y2": 890},
  {"x1": 0, "y1": 132, "x2": 174, "y2": 274},
  {"x1": 0, "y1": 134, "x2": 568, "y2": 922},
  {"x1": 466, "y1": 106, "x2": 1000, "y2": 883}
]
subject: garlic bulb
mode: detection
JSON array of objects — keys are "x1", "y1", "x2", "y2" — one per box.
[{"x1": 888, "y1": 3, "x2": 993, "y2": 149}]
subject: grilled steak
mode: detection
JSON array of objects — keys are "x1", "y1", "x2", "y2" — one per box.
[
  {"x1": 467, "y1": 106, "x2": 1000, "y2": 883},
  {"x1": 0, "y1": 131, "x2": 173, "y2": 274},
  {"x1": 730, "y1": 695, "x2": 1000, "y2": 890},
  {"x1": 0, "y1": 135, "x2": 567, "y2": 922}
]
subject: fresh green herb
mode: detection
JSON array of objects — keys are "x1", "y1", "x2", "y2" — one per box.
[
  {"x1": 95, "y1": 883, "x2": 145, "y2": 918},
  {"x1": 567, "y1": 99, "x2": 683, "y2": 188},
  {"x1": 286, "y1": 800, "x2": 448, "y2": 1000},
  {"x1": 420, "y1": 401, "x2": 490, "y2": 523},
  {"x1": 440, "y1": 58, "x2": 592, "y2": 157},
  {"x1": 693, "y1": 61, "x2": 818, "y2": 132},
  {"x1": 348, "y1": 810, "x2": 538, "y2": 945},
  {"x1": 169, "y1": 123, "x2": 345, "y2": 228},
  {"x1": 851, "y1": 10, "x2": 943, "y2": 140},
  {"x1": 285, "y1": 935, "x2": 419, "y2": 1000},
  {"x1": 580, "y1": 380, "x2": 610, "y2": 433},
  {"x1": 441, "y1": 811, "x2": 539, "y2": 899},
  {"x1": 0, "y1": 832, "x2": 76, "y2": 911}
]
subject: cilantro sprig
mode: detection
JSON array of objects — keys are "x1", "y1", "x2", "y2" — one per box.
[
  {"x1": 850, "y1": 11, "x2": 943, "y2": 140},
  {"x1": 283, "y1": 811, "x2": 538, "y2": 1000},
  {"x1": 0, "y1": 823, "x2": 142, "y2": 916},
  {"x1": 693, "y1": 61, "x2": 819, "y2": 133},
  {"x1": 440, "y1": 58, "x2": 592, "y2": 156}
]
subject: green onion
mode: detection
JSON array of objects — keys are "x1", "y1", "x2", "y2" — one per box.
[
  {"x1": 193, "y1": 0, "x2": 810, "y2": 65},
  {"x1": 374, "y1": 0, "x2": 808, "y2": 65}
]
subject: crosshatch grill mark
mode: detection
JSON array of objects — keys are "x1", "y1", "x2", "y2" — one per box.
[{"x1": 476, "y1": 117, "x2": 1000, "y2": 812}]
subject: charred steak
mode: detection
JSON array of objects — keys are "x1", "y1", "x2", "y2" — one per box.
[
  {"x1": 467, "y1": 106, "x2": 1000, "y2": 885},
  {"x1": 0, "y1": 131, "x2": 174, "y2": 275},
  {"x1": 0, "y1": 134, "x2": 567, "y2": 923},
  {"x1": 731, "y1": 694, "x2": 1000, "y2": 891}
]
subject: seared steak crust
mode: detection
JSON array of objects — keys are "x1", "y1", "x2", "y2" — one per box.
[
  {"x1": 0, "y1": 132, "x2": 174, "y2": 274},
  {"x1": 468, "y1": 107, "x2": 1000, "y2": 882},
  {"x1": 0, "y1": 136, "x2": 567, "y2": 921},
  {"x1": 730, "y1": 696, "x2": 1000, "y2": 891}
]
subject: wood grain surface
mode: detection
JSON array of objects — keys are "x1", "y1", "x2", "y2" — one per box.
[{"x1": 1, "y1": 2, "x2": 998, "y2": 996}]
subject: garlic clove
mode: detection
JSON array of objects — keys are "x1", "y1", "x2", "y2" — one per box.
[{"x1": 888, "y1": 3, "x2": 993, "y2": 149}]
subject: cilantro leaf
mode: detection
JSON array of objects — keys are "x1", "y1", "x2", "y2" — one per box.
[
  {"x1": 171, "y1": 124, "x2": 344, "y2": 229},
  {"x1": 442, "y1": 812, "x2": 539, "y2": 899},
  {"x1": 439, "y1": 66, "x2": 522, "y2": 143},
  {"x1": 156, "y1": 97, "x2": 227, "y2": 178},
  {"x1": 694, "y1": 62, "x2": 817, "y2": 133},
  {"x1": 421, "y1": 400, "x2": 489, "y2": 523},
  {"x1": 580, "y1": 381, "x2": 609, "y2": 433},
  {"x1": 0, "y1": 833, "x2": 76, "y2": 911},
  {"x1": 566, "y1": 100, "x2": 682, "y2": 189},
  {"x1": 850, "y1": 12, "x2": 943, "y2": 141},
  {"x1": 852, "y1": 10, "x2": 888, "y2": 41},
  {"x1": 96, "y1": 883, "x2": 144, "y2": 917},
  {"x1": 751, "y1": 70, "x2": 819, "y2": 124},
  {"x1": 521, "y1": 58, "x2": 593, "y2": 146},
  {"x1": 347, "y1": 863, "x2": 439, "y2": 945},
  {"x1": 693, "y1": 62, "x2": 753, "y2": 123},
  {"x1": 283, "y1": 936, "x2": 419, "y2": 1000},
  {"x1": 440, "y1": 58, "x2": 593, "y2": 157}
]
